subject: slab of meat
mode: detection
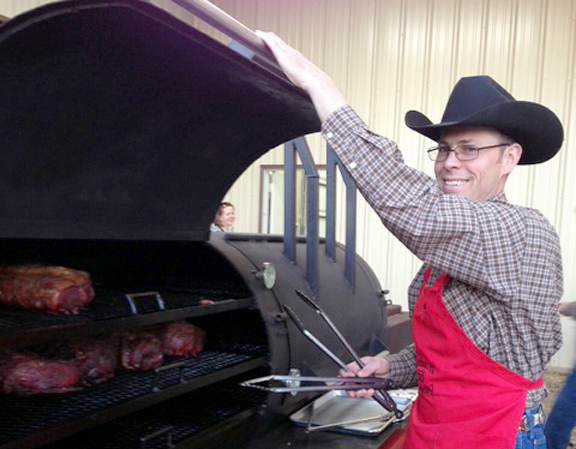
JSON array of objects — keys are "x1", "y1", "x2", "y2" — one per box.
[
  {"x1": 160, "y1": 321, "x2": 206, "y2": 357},
  {"x1": 55, "y1": 337, "x2": 119, "y2": 386},
  {"x1": 117, "y1": 330, "x2": 163, "y2": 371},
  {"x1": 0, "y1": 352, "x2": 80, "y2": 396},
  {"x1": 0, "y1": 264, "x2": 95, "y2": 314}
]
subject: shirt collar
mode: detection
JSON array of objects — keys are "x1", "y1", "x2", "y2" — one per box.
[{"x1": 490, "y1": 191, "x2": 508, "y2": 203}]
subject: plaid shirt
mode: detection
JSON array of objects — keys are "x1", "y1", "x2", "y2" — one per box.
[{"x1": 323, "y1": 106, "x2": 563, "y2": 408}]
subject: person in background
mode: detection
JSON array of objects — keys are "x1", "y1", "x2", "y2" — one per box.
[
  {"x1": 210, "y1": 202, "x2": 235, "y2": 232},
  {"x1": 544, "y1": 301, "x2": 576, "y2": 449},
  {"x1": 257, "y1": 31, "x2": 564, "y2": 449}
]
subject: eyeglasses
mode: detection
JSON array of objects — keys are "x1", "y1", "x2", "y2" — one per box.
[{"x1": 427, "y1": 143, "x2": 513, "y2": 162}]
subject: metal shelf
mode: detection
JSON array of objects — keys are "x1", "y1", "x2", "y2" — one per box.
[{"x1": 0, "y1": 295, "x2": 254, "y2": 345}]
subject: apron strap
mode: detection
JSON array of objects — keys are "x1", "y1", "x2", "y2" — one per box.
[
  {"x1": 423, "y1": 266, "x2": 433, "y2": 284},
  {"x1": 422, "y1": 266, "x2": 450, "y2": 287}
]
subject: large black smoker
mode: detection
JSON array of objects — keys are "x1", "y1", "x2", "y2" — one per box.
[{"x1": 0, "y1": 1, "x2": 411, "y2": 448}]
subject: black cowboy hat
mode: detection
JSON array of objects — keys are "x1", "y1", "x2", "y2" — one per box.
[{"x1": 405, "y1": 76, "x2": 563, "y2": 165}]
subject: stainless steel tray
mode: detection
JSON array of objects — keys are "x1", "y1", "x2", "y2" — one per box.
[{"x1": 290, "y1": 389, "x2": 416, "y2": 436}]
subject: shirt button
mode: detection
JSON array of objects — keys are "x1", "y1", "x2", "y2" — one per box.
[
  {"x1": 349, "y1": 161, "x2": 357, "y2": 169},
  {"x1": 326, "y1": 132, "x2": 334, "y2": 139}
]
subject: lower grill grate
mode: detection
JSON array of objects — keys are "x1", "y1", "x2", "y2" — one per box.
[{"x1": 44, "y1": 379, "x2": 269, "y2": 449}]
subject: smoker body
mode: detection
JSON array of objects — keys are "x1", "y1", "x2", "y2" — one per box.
[{"x1": 0, "y1": 2, "x2": 411, "y2": 448}]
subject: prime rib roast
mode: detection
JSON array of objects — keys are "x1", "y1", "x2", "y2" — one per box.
[
  {"x1": 0, "y1": 264, "x2": 95, "y2": 314},
  {"x1": 159, "y1": 320, "x2": 206, "y2": 357},
  {"x1": 53, "y1": 336, "x2": 120, "y2": 386},
  {"x1": 0, "y1": 261, "x2": 207, "y2": 393},
  {"x1": 117, "y1": 329, "x2": 165, "y2": 371},
  {"x1": 0, "y1": 352, "x2": 80, "y2": 396},
  {"x1": 0, "y1": 321, "x2": 207, "y2": 395},
  {"x1": 116, "y1": 321, "x2": 207, "y2": 371}
]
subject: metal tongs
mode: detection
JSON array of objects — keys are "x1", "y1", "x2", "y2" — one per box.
[
  {"x1": 243, "y1": 290, "x2": 403, "y2": 420},
  {"x1": 240, "y1": 374, "x2": 392, "y2": 393}
]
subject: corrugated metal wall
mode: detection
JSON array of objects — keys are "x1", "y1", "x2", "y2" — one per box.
[{"x1": 3, "y1": 0, "x2": 576, "y2": 367}]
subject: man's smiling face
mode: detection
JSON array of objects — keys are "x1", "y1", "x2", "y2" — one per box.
[{"x1": 434, "y1": 127, "x2": 521, "y2": 202}]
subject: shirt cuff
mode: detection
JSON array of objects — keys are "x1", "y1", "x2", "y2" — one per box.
[
  {"x1": 321, "y1": 105, "x2": 370, "y2": 171},
  {"x1": 385, "y1": 345, "x2": 418, "y2": 388}
]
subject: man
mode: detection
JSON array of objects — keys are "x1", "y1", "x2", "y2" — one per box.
[{"x1": 256, "y1": 31, "x2": 564, "y2": 448}]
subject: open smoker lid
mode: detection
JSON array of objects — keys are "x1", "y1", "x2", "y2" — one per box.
[{"x1": 0, "y1": 0, "x2": 320, "y2": 241}]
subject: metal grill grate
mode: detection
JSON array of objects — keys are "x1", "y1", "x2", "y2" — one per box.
[
  {"x1": 0, "y1": 292, "x2": 253, "y2": 342},
  {"x1": 43, "y1": 378, "x2": 269, "y2": 449}
]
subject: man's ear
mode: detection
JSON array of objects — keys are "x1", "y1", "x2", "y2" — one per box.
[{"x1": 502, "y1": 143, "x2": 522, "y2": 175}]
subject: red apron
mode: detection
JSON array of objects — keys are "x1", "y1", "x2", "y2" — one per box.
[{"x1": 403, "y1": 267, "x2": 542, "y2": 449}]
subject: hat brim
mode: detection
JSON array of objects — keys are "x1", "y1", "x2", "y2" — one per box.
[{"x1": 405, "y1": 101, "x2": 563, "y2": 165}]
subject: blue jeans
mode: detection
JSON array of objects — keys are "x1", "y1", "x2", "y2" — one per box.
[
  {"x1": 515, "y1": 406, "x2": 546, "y2": 449},
  {"x1": 544, "y1": 366, "x2": 576, "y2": 449}
]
